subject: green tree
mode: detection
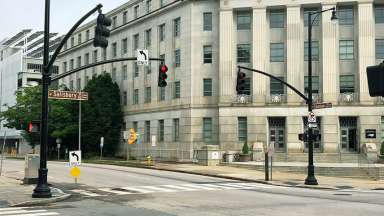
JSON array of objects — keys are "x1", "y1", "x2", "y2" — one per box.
[
  {"x1": 82, "y1": 74, "x2": 123, "y2": 157},
  {"x1": 0, "y1": 85, "x2": 78, "y2": 152}
]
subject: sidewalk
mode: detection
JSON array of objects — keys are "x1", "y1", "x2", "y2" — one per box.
[
  {"x1": 87, "y1": 160, "x2": 384, "y2": 191},
  {"x1": 0, "y1": 176, "x2": 70, "y2": 207}
]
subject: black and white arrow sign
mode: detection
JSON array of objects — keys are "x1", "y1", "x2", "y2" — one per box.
[
  {"x1": 69, "y1": 150, "x2": 82, "y2": 166},
  {"x1": 137, "y1": 49, "x2": 149, "y2": 65}
]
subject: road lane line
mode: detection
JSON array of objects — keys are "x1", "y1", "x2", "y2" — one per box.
[
  {"x1": 0, "y1": 210, "x2": 46, "y2": 215},
  {"x1": 0, "y1": 207, "x2": 27, "y2": 211},
  {"x1": 13, "y1": 212, "x2": 59, "y2": 216},
  {"x1": 180, "y1": 184, "x2": 220, "y2": 191},
  {"x1": 98, "y1": 188, "x2": 133, "y2": 195},
  {"x1": 138, "y1": 185, "x2": 177, "y2": 192},
  {"x1": 69, "y1": 189, "x2": 105, "y2": 197},
  {"x1": 161, "y1": 185, "x2": 200, "y2": 191}
]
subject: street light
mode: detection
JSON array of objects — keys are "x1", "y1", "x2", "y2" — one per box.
[{"x1": 305, "y1": 7, "x2": 337, "y2": 185}]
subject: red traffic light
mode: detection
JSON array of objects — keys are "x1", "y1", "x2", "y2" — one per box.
[
  {"x1": 28, "y1": 122, "x2": 33, "y2": 133},
  {"x1": 27, "y1": 121, "x2": 40, "y2": 133},
  {"x1": 160, "y1": 64, "x2": 168, "y2": 73}
]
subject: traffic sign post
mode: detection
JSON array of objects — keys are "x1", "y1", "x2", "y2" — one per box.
[
  {"x1": 137, "y1": 50, "x2": 149, "y2": 65},
  {"x1": 308, "y1": 112, "x2": 317, "y2": 128},
  {"x1": 69, "y1": 151, "x2": 81, "y2": 167},
  {"x1": 100, "y1": 137, "x2": 104, "y2": 160},
  {"x1": 313, "y1": 102, "x2": 332, "y2": 110}
]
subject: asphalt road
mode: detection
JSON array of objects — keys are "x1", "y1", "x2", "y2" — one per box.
[{"x1": 2, "y1": 159, "x2": 384, "y2": 216}]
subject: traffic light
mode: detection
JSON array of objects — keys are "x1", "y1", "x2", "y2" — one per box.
[
  {"x1": 236, "y1": 69, "x2": 246, "y2": 95},
  {"x1": 366, "y1": 63, "x2": 384, "y2": 97},
  {"x1": 298, "y1": 131, "x2": 321, "y2": 142},
  {"x1": 158, "y1": 64, "x2": 168, "y2": 87},
  {"x1": 93, "y1": 13, "x2": 112, "y2": 48},
  {"x1": 298, "y1": 133, "x2": 308, "y2": 142},
  {"x1": 27, "y1": 121, "x2": 40, "y2": 133}
]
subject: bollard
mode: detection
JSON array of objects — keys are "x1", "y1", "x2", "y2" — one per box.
[{"x1": 264, "y1": 152, "x2": 269, "y2": 181}]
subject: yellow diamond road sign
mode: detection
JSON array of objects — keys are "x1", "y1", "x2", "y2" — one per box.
[{"x1": 70, "y1": 167, "x2": 81, "y2": 178}]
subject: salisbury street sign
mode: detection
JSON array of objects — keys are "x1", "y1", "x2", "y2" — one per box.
[
  {"x1": 313, "y1": 102, "x2": 332, "y2": 110},
  {"x1": 48, "y1": 90, "x2": 88, "y2": 101}
]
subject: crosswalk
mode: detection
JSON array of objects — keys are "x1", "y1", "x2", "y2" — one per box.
[
  {"x1": 69, "y1": 182, "x2": 275, "y2": 197},
  {"x1": 0, "y1": 207, "x2": 59, "y2": 216}
]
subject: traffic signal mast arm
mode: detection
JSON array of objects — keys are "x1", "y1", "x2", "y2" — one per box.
[
  {"x1": 51, "y1": 58, "x2": 164, "y2": 82},
  {"x1": 237, "y1": 66, "x2": 309, "y2": 103}
]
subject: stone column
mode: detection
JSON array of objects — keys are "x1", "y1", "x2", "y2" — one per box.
[
  {"x1": 252, "y1": 7, "x2": 268, "y2": 105},
  {"x1": 358, "y1": 0, "x2": 375, "y2": 104},
  {"x1": 322, "y1": 116, "x2": 339, "y2": 153},
  {"x1": 322, "y1": 3, "x2": 339, "y2": 103},
  {"x1": 286, "y1": 5, "x2": 304, "y2": 105},
  {"x1": 286, "y1": 116, "x2": 303, "y2": 153},
  {"x1": 219, "y1": 9, "x2": 234, "y2": 105}
]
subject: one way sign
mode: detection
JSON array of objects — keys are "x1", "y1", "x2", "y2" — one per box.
[
  {"x1": 137, "y1": 49, "x2": 149, "y2": 65},
  {"x1": 69, "y1": 150, "x2": 81, "y2": 167}
]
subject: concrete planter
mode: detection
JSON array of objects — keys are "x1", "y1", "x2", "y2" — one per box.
[{"x1": 239, "y1": 154, "x2": 250, "y2": 162}]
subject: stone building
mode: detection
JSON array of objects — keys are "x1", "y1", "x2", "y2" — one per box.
[{"x1": 57, "y1": 0, "x2": 384, "y2": 161}]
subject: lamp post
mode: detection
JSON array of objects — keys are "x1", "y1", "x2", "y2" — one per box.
[{"x1": 305, "y1": 7, "x2": 337, "y2": 185}]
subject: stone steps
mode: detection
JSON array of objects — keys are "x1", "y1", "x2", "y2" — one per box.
[{"x1": 270, "y1": 153, "x2": 359, "y2": 163}]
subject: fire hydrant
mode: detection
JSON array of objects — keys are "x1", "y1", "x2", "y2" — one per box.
[{"x1": 146, "y1": 155, "x2": 152, "y2": 166}]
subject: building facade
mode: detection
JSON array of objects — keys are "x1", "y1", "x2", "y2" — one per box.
[
  {"x1": 57, "y1": 0, "x2": 384, "y2": 161},
  {"x1": 0, "y1": 30, "x2": 61, "y2": 155}
]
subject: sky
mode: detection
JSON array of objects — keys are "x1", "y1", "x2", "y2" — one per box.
[{"x1": 0, "y1": 0, "x2": 130, "y2": 41}]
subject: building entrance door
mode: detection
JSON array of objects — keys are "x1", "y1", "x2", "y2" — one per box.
[
  {"x1": 269, "y1": 117, "x2": 285, "y2": 152},
  {"x1": 340, "y1": 117, "x2": 358, "y2": 152}
]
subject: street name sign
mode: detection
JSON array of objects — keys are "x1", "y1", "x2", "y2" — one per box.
[
  {"x1": 49, "y1": 90, "x2": 88, "y2": 101},
  {"x1": 137, "y1": 49, "x2": 149, "y2": 65},
  {"x1": 313, "y1": 102, "x2": 332, "y2": 110},
  {"x1": 69, "y1": 150, "x2": 81, "y2": 166}
]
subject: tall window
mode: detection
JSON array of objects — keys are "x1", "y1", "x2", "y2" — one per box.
[
  {"x1": 376, "y1": 6, "x2": 384, "y2": 23},
  {"x1": 174, "y1": 81, "x2": 180, "y2": 99},
  {"x1": 102, "y1": 47, "x2": 107, "y2": 60},
  {"x1": 340, "y1": 75, "x2": 355, "y2": 93},
  {"x1": 159, "y1": 87, "x2": 165, "y2": 101},
  {"x1": 238, "y1": 117, "x2": 247, "y2": 142},
  {"x1": 84, "y1": 53, "x2": 90, "y2": 65},
  {"x1": 123, "y1": 11, "x2": 128, "y2": 24},
  {"x1": 203, "y1": 118, "x2": 213, "y2": 142},
  {"x1": 69, "y1": 59, "x2": 74, "y2": 70},
  {"x1": 304, "y1": 41, "x2": 319, "y2": 61},
  {"x1": 160, "y1": 0, "x2": 164, "y2": 7},
  {"x1": 123, "y1": 91, "x2": 127, "y2": 105},
  {"x1": 122, "y1": 38, "x2": 128, "y2": 54},
  {"x1": 270, "y1": 43, "x2": 284, "y2": 62},
  {"x1": 304, "y1": 76, "x2": 320, "y2": 94},
  {"x1": 174, "y1": 17, "x2": 181, "y2": 37},
  {"x1": 63, "y1": 62, "x2": 67, "y2": 72},
  {"x1": 134, "y1": 5, "x2": 139, "y2": 19},
  {"x1": 243, "y1": 78, "x2": 251, "y2": 95},
  {"x1": 304, "y1": 8, "x2": 320, "y2": 27},
  {"x1": 237, "y1": 44, "x2": 251, "y2": 63},
  {"x1": 145, "y1": 121, "x2": 150, "y2": 142},
  {"x1": 270, "y1": 10, "x2": 284, "y2": 28},
  {"x1": 77, "y1": 56, "x2": 82, "y2": 68},
  {"x1": 203, "y1": 12, "x2": 213, "y2": 31},
  {"x1": 339, "y1": 40, "x2": 354, "y2": 60},
  {"x1": 203, "y1": 45, "x2": 212, "y2": 64},
  {"x1": 78, "y1": 33, "x2": 82, "y2": 44},
  {"x1": 237, "y1": 12, "x2": 251, "y2": 30},
  {"x1": 112, "y1": 42, "x2": 117, "y2": 57},
  {"x1": 159, "y1": 24, "x2": 165, "y2": 41},
  {"x1": 145, "y1": 29, "x2": 152, "y2": 47},
  {"x1": 146, "y1": 0, "x2": 152, "y2": 13},
  {"x1": 203, "y1": 78, "x2": 212, "y2": 96},
  {"x1": 71, "y1": 37, "x2": 74, "y2": 47},
  {"x1": 338, "y1": 7, "x2": 354, "y2": 25},
  {"x1": 145, "y1": 87, "x2": 151, "y2": 103},
  {"x1": 158, "y1": 120, "x2": 164, "y2": 142},
  {"x1": 111, "y1": 67, "x2": 116, "y2": 82},
  {"x1": 93, "y1": 50, "x2": 98, "y2": 63},
  {"x1": 112, "y1": 16, "x2": 117, "y2": 28},
  {"x1": 70, "y1": 80, "x2": 74, "y2": 90},
  {"x1": 174, "y1": 49, "x2": 181, "y2": 67},
  {"x1": 146, "y1": 62, "x2": 152, "y2": 75},
  {"x1": 376, "y1": 39, "x2": 384, "y2": 59},
  {"x1": 134, "y1": 63, "x2": 139, "y2": 77},
  {"x1": 133, "y1": 34, "x2": 139, "y2": 50},
  {"x1": 133, "y1": 89, "x2": 139, "y2": 104},
  {"x1": 132, "y1": 121, "x2": 138, "y2": 132},
  {"x1": 86, "y1": 30, "x2": 90, "y2": 40},
  {"x1": 270, "y1": 77, "x2": 285, "y2": 94},
  {"x1": 173, "y1": 118, "x2": 179, "y2": 141},
  {"x1": 122, "y1": 65, "x2": 128, "y2": 80},
  {"x1": 77, "y1": 78, "x2": 81, "y2": 90}
]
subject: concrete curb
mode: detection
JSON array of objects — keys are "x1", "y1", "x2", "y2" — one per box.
[
  {"x1": 10, "y1": 188, "x2": 71, "y2": 207},
  {"x1": 84, "y1": 162, "x2": 338, "y2": 191}
]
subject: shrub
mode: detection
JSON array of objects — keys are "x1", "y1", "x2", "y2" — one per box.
[{"x1": 242, "y1": 141, "x2": 249, "y2": 155}]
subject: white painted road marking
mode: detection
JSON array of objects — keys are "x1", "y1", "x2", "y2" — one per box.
[
  {"x1": 0, "y1": 207, "x2": 59, "y2": 216},
  {"x1": 69, "y1": 182, "x2": 276, "y2": 197}
]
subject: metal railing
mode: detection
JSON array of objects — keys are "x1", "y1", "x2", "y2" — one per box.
[
  {"x1": 266, "y1": 94, "x2": 287, "y2": 104},
  {"x1": 338, "y1": 92, "x2": 359, "y2": 104},
  {"x1": 128, "y1": 146, "x2": 192, "y2": 162}
]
